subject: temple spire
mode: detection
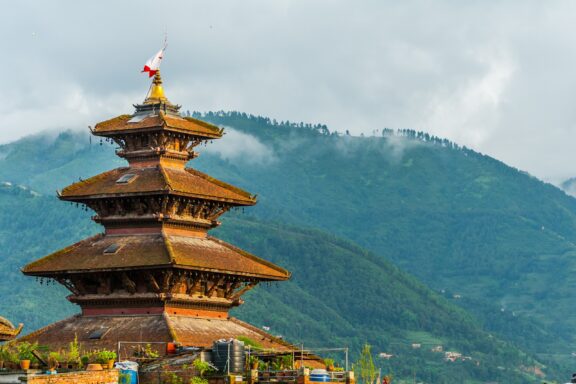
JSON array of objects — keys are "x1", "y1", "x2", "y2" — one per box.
[{"x1": 144, "y1": 71, "x2": 168, "y2": 104}]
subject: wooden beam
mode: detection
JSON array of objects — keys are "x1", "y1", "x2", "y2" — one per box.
[
  {"x1": 229, "y1": 282, "x2": 257, "y2": 301},
  {"x1": 206, "y1": 277, "x2": 225, "y2": 297},
  {"x1": 162, "y1": 270, "x2": 174, "y2": 291},
  {"x1": 121, "y1": 273, "x2": 137, "y2": 294},
  {"x1": 186, "y1": 273, "x2": 200, "y2": 295},
  {"x1": 145, "y1": 272, "x2": 161, "y2": 293},
  {"x1": 225, "y1": 281, "x2": 241, "y2": 298}
]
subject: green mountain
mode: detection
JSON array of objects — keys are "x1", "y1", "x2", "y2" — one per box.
[
  {"x1": 1, "y1": 113, "x2": 576, "y2": 381},
  {"x1": 0, "y1": 182, "x2": 546, "y2": 383}
]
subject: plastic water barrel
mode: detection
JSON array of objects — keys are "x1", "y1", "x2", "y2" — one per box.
[
  {"x1": 116, "y1": 361, "x2": 139, "y2": 384},
  {"x1": 212, "y1": 339, "x2": 245, "y2": 374}
]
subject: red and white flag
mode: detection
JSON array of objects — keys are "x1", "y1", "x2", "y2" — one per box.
[{"x1": 141, "y1": 47, "x2": 165, "y2": 78}]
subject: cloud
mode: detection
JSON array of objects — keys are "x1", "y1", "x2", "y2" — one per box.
[
  {"x1": 420, "y1": 46, "x2": 517, "y2": 148},
  {"x1": 2, "y1": 1, "x2": 576, "y2": 181},
  {"x1": 203, "y1": 128, "x2": 276, "y2": 165}
]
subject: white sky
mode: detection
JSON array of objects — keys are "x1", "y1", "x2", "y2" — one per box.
[{"x1": 2, "y1": 0, "x2": 576, "y2": 181}]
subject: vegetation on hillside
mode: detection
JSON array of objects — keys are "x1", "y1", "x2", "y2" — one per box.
[{"x1": 1, "y1": 111, "x2": 576, "y2": 380}]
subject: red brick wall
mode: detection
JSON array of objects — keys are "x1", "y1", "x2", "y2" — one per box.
[{"x1": 26, "y1": 370, "x2": 119, "y2": 384}]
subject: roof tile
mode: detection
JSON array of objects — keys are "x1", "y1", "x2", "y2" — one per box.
[
  {"x1": 94, "y1": 113, "x2": 222, "y2": 139},
  {"x1": 22, "y1": 234, "x2": 290, "y2": 280},
  {"x1": 60, "y1": 166, "x2": 256, "y2": 205}
]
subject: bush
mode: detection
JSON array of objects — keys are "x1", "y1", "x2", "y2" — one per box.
[{"x1": 16, "y1": 342, "x2": 38, "y2": 361}]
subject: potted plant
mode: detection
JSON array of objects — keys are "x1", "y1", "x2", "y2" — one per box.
[
  {"x1": 248, "y1": 355, "x2": 260, "y2": 370},
  {"x1": 80, "y1": 354, "x2": 90, "y2": 369},
  {"x1": 324, "y1": 358, "x2": 335, "y2": 372},
  {"x1": 0, "y1": 344, "x2": 10, "y2": 370},
  {"x1": 47, "y1": 352, "x2": 61, "y2": 373},
  {"x1": 67, "y1": 334, "x2": 81, "y2": 369},
  {"x1": 6, "y1": 346, "x2": 19, "y2": 370},
  {"x1": 192, "y1": 358, "x2": 214, "y2": 378},
  {"x1": 16, "y1": 342, "x2": 38, "y2": 371},
  {"x1": 259, "y1": 361, "x2": 270, "y2": 380},
  {"x1": 281, "y1": 355, "x2": 293, "y2": 370},
  {"x1": 97, "y1": 349, "x2": 117, "y2": 369}
]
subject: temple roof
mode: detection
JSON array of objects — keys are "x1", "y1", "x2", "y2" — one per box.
[
  {"x1": 19, "y1": 314, "x2": 293, "y2": 352},
  {"x1": 22, "y1": 233, "x2": 290, "y2": 281},
  {"x1": 60, "y1": 166, "x2": 256, "y2": 205},
  {"x1": 93, "y1": 112, "x2": 223, "y2": 139},
  {"x1": 0, "y1": 316, "x2": 23, "y2": 341}
]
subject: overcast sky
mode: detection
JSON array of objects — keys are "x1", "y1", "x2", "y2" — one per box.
[{"x1": 3, "y1": 1, "x2": 576, "y2": 182}]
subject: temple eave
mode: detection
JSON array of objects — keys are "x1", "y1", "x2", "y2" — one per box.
[
  {"x1": 23, "y1": 267, "x2": 288, "y2": 281},
  {"x1": 60, "y1": 192, "x2": 256, "y2": 206}
]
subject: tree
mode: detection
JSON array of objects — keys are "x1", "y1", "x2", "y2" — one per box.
[{"x1": 355, "y1": 343, "x2": 377, "y2": 384}]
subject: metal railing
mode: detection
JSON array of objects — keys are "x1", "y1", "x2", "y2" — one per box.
[{"x1": 257, "y1": 369, "x2": 299, "y2": 383}]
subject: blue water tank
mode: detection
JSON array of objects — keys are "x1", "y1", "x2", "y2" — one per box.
[
  {"x1": 116, "y1": 361, "x2": 139, "y2": 384},
  {"x1": 310, "y1": 369, "x2": 331, "y2": 382}
]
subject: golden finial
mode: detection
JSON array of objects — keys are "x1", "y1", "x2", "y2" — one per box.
[{"x1": 144, "y1": 71, "x2": 168, "y2": 104}]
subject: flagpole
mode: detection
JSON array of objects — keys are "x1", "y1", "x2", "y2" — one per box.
[{"x1": 144, "y1": 79, "x2": 154, "y2": 102}]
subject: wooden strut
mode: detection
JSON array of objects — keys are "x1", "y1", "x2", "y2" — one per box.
[
  {"x1": 192, "y1": 202, "x2": 206, "y2": 218},
  {"x1": 115, "y1": 200, "x2": 126, "y2": 216},
  {"x1": 145, "y1": 272, "x2": 161, "y2": 293},
  {"x1": 172, "y1": 273, "x2": 187, "y2": 293},
  {"x1": 206, "y1": 277, "x2": 225, "y2": 297},
  {"x1": 176, "y1": 200, "x2": 189, "y2": 216},
  {"x1": 186, "y1": 273, "x2": 200, "y2": 295},
  {"x1": 162, "y1": 270, "x2": 174, "y2": 291},
  {"x1": 56, "y1": 277, "x2": 80, "y2": 296},
  {"x1": 229, "y1": 282, "x2": 257, "y2": 301},
  {"x1": 96, "y1": 275, "x2": 112, "y2": 295},
  {"x1": 121, "y1": 272, "x2": 137, "y2": 294},
  {"x1": 224, "y1": 281, "x2": 241, "y2": 298},
  {"x1": 207, "y1": 206, "x2": 230, "y2": 221}
]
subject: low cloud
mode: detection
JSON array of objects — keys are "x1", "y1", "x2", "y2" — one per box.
[
  {"x1": 203, "y1": 128, "x2": 276, "y2": 165},
  {"x1": 3, "y1": 1, "x2": 576, "y2": 181},
  {"x1": 420, "y1": 46, "x2": 516, "y2": 148}
]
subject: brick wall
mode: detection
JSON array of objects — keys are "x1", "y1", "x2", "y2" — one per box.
[{"x1": 25, "y1": 370, "x2": 119, "y2": 384}]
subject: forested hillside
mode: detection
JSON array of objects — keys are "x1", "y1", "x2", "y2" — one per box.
[
  {"x1": 0, "y1": 182, "x2": 541, "y2": 383},
  {"x1": 1, "y1": 112, "x2": 576, "y2": 381}
]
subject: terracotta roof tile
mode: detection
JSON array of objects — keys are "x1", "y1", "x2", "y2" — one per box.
[
  {"x1": 60, "y1": 166, "x2": 256, "y2": 205},
  {"x1": 20, "y1": 314, "x2": 293, "y2": 353},
  {"x1": 169, "y1": 235, "x2": 290, "y2": 279},
  {"x1": 168, "y1": 316, "x2": 291, "y2": 350},
  {"x1": 94, "y1": 113, "x2": 222, "y2": 139},
  {"x1": 22, "y1": 234, "x2": 290, "y2": 280},
  {"x1": 20, "y1": 314, "x2": 172, "y2": 352},
  {"x1": 22, "y1": 234, "x2": 171, "y2": 274}
]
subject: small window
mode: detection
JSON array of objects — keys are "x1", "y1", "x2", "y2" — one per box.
[
  {"x1": 103, "y1": 244, "x2": 121, "y2": 254},
  {"x1": 89, "y1": 327, "x2": 110, "y2": 340},
  {"x1": 116, "y1": 174, "x2": 137, "y2": 184}
]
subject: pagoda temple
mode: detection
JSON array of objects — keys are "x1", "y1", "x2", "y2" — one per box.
[{"x1": 20, "y1": 72, "x2": 292, "y2": 354}]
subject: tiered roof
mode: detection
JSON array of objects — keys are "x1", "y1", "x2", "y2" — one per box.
[
  {"x1": 94, "y1": 113, "x2": 223, "y2": 139},
  {"x1": 60, "y1": 167, "x2": 256, "y2": 205},
  {"x1": 0, "y1": 316, "x2": 23, "y2": 341},
  {"x1": 19, "y1": 314, "x2": 292, "y2": 353},
  {"x1": 20, "y1": 68, "x2": 291, "y2": 352},
  {"x1": 23, "y1": 233, "x2": 289, "y2": 280}
]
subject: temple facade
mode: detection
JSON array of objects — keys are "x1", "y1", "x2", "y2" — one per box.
[{"x1": 20, "y1": 72, "x2": 292, "y2": 354}]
